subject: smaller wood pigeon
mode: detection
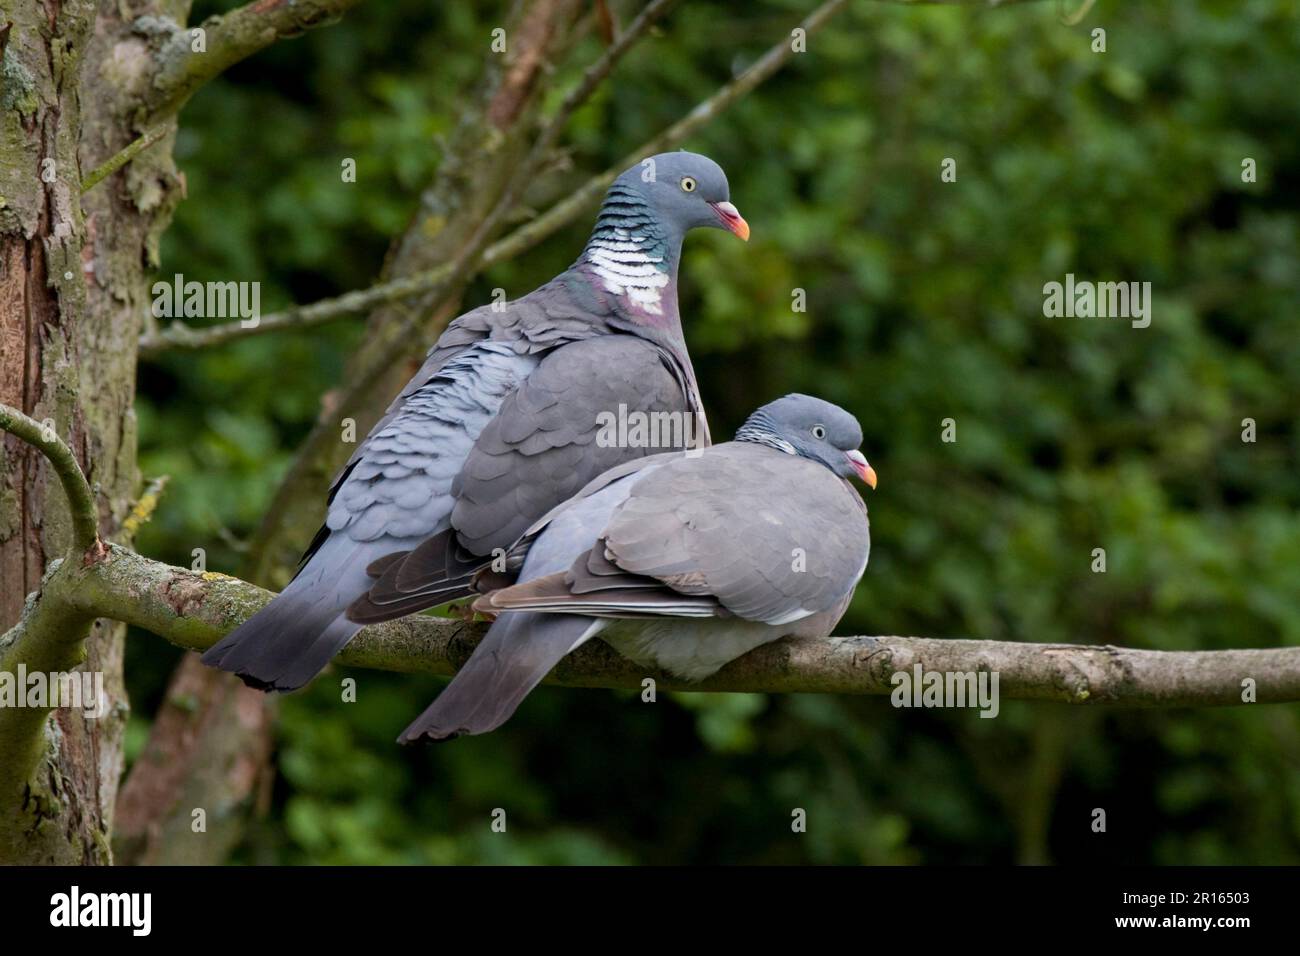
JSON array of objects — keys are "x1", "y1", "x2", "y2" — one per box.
[{"x1": 398, "y1": 393, "x2": 876, "y2": 742}]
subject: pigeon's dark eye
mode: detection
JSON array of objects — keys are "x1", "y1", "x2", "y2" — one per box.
[
  {"x1": 680, "y1": 176, "x2": 697, "y2": 192},
  {"x1": 811, "y1": 425, "x2": 826, "y2": 440}
]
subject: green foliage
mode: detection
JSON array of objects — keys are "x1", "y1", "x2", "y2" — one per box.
[{"x1": 129, "y1": 0, "x2": 1300, "y2": 864}]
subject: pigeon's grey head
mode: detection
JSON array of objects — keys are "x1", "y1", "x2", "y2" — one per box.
[
  {"x1": 735, "y1": 394, "x2": 877, "y2": 488},
  {"x1": 611, "y1": 151, "x2": 749, "y2": 241}
]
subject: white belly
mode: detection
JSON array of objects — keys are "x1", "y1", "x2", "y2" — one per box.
[{"x1": 599, "y1": 617, "x2": 782, "y2": 681}]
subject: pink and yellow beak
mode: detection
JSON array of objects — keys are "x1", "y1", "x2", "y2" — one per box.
[
  {"x1": 846, "y1": 450, "x2": 878, "y2": 490},
  {"x1": 710, "y1": 201, "x2": 750, "y2": 241}
]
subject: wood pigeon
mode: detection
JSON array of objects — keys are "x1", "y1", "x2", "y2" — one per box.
[
  {"x1": 202, "y1": 152, "x2": 749, "y2": 691},
  {"x1": 396, "y1": 393, "x2": 876, "y2": 742}
]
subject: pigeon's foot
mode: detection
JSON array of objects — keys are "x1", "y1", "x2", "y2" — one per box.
[{"x1": 450, "y1": 600, "x2": 491, "y2": 624}]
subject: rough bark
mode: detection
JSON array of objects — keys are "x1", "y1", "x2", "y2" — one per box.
[
  {"x1": 0, "y1": 0, "x2": 360, "y2": 866},
  {"x1": 0, "y1": 0, "x2": 135, "y2": 866},
  {"x1": 65, "y1": 0, "x2": 199, "y2": 868}
]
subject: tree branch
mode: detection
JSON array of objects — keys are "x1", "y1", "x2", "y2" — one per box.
[
  {"x1": 81, "y1": 125, "x2": 169, "y2": 193},
  {"x1": 555, "y1": 0, "x2": 682, "y2": 130},
  {"x1": 0, "y1": 407, "x2": 105, "y2": 859},
  {"x1": 138, "y1": 0, "x2": 846, "y2": 358},
  {"x1": 54, "y1": 542, "x2": 1300, "y2": 708},
  {"x1": 3, "y1": 394, "x2": 1293, "y2": 786},
  {"x1": 146, "y1": 0, "x2": 367, "y2": 118},
  {"x1": 0, "y1": 559, "x2": 99, "y2": 851},
  {"x1": 0, "y1": 403, "x2": 100, "y2": 553}
]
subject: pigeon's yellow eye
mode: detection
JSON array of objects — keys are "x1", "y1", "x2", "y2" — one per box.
[
  {"x1": 811, "y1": 425, "x2": 826, "y2": 440},
  {"x1": 680, "y1": 176, "x2": 697, "y2": 192}
]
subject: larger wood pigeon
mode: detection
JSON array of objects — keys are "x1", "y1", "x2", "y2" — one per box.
[
  {"x1": 202, "y1": 152, "x2": 749, "y2": 691},
  {"x1": 397, "y1": 393, "x2": 876, "y2": 742}
]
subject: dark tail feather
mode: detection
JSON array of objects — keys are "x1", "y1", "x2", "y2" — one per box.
[
  {"x1": 365, "y1": 550, "x2": 410, "y2": 578},
  {"x1": 346, "y1": 581, "x2": 476, "y2": 624},
  {"x1": 202, "y1": 531, "x2": 380, "y2": 691},
  {"x1": 394, "y1": 530, "x2": 486, "y2": 592},
  {"x1": 398, "y1": 613, "x2": 599, "y2": 743},
  {"x1": 202, "y1": 599, "x2": 362, "y2": 692},
  {"x1": 347, "y1": 530, "x2": 497, "y2": 623}
]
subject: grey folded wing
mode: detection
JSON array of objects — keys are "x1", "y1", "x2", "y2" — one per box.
[
  {"x1": 451, "y1": 333, "x2": 703, "y2": 552},
  {"x1": 480, "y1": 441, "x2": 871, "y2": 627},
  {"x1": 350, "y1": 335, "x2": 702, "y2": 618},
  {"x1": 312, "y1": 290, "x2": 605, "y2": 564}
]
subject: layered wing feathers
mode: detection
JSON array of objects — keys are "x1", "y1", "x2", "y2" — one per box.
[{"x1": 480, "y1": 442, "x2": 870, "y2": 626}]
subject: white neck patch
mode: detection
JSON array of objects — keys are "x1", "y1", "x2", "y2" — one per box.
[{"x1": 586, "y1": 231, "x2": 669, "y2": 316}]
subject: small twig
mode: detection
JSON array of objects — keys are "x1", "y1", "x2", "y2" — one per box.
[
  {"x1": 508, "y1": 0, "x2": 851, "y2": 257},
  {"x1": 1059, "y1": 0, "x2": 1097, "y2": 26},
  {"x1": 0, "y1": 403, "x2": 100, "y2": 552},
  {"x1": 138, "y1": 276, "x2": 439, "y2": 357},
  {"x1": 216, "y1": 524, "x2": 250, "y2": 554},
  {"x1": 545, "y1": 0, "x2": 681, "y2": 151},
  {"x1": 147, "y1": 0, "x2": 368, "y2": 118},
  {"x1": 463, "y1": 0, "x2": 681, "y2": 264},
  {"x1": 121, "y1": 475, "x2": 171, "y2": 541},
  {"x1": 81, "y1": 125, "x2": 170, "y2": 193}
]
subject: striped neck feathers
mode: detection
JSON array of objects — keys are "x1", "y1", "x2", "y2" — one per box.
[
  {"x1": 735, "y1": 411, "x2": 797, "y2": 456},
  {"x1": 581, "y1": 183, "x2": 681, "y2": 318}
]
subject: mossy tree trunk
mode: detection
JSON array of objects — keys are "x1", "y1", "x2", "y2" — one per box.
[{"x1": 0, "y1": 0, "x2": 187, "y2": 864}]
